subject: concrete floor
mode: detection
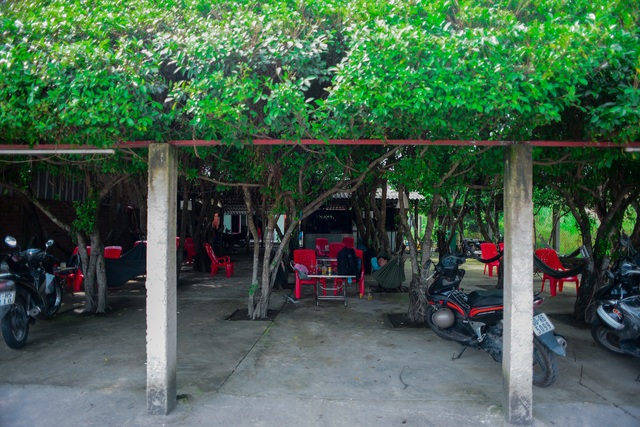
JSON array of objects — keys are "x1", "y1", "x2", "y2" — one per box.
[{"x1": 0, "y1": 252, "x2": 638, "y2": 426}]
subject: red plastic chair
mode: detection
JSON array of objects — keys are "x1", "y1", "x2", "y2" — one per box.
[
  {"x1": 104, "y1": 246, "x2": 122, "y2": 259},
  {"x1": 293, "y1": 249, "x2": 324, "y2": 299},
  {"x1": 315, "y1": 238, "x2": 329, "y2": 257},
  {"x1": 535, "y1": 248, "x2": 580, "y2": 296},
  {"x1": 328, "y1": 242, "x2": 345, "y2": 270},
  {"x1": 204, "y1": 243, "x2": 234, "y2": 278},
  {"x1": 73, "y1": 246, "x2": 91, "y2": 256},
  {"x1": 480, "y1": 243, "x2": 501, "y2": 277},
  {"x1": 183, "y1": 237, "x2": 196, "y2": 264},
  {"x1": 342, "y1": 236, "x2": 355, "y2": 248},
  {"x1": 69, "y1": 247, "x2": 89, "y2": 292}
]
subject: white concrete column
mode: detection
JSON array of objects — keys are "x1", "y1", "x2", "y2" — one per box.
[
  {"x1": 146, "y1": 143, "x2": 178, "y2": 415},
  {"x1": 502, "y1": 144, "x2": 534, "y2": 425}
]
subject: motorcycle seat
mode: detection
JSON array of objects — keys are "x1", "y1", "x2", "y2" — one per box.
[{"x1": 467, "y1": 289, "x2": 504, "y2": 308}]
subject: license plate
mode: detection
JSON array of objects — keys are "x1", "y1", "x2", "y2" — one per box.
[
  {"x1": 0, "y1": 290, "x2": 16, "y2": 306},
  {"x1": 533, "y1": 313, "x2": 555, "y2": 336}
]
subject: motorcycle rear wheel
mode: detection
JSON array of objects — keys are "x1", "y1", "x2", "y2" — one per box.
[
  {"x1": 590, "y1": 325, "x2": 626, "y2": 355},
  {"x1": 42, "y1": 280, "x2": 63, "y2": 319},
  {"x1": 1, "y1": 295, "x2": 30, "y2": 349},
  {"x1": 532, "y1": 337, "x2": 558, "y2": 387}
]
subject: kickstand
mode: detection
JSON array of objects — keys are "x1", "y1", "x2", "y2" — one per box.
[
  {"x1": 452, "y1": 346, "x2": 467, "y2": 360},
  {"x1": 285, "y1": 295, "x2": 299, "y2": 304}
]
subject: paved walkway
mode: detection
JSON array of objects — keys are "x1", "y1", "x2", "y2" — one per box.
[{"x1": 1, "y1": 252, "x2": 639, "y2": 426}]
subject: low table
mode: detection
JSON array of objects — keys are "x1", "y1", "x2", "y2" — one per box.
[{"x1": 307, "y1": 273, "x2": 356, "y2": 306}]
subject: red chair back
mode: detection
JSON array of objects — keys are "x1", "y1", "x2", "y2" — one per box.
[
  {"x1": 342, "y1": 236, "x2": 355, "y2": 248},
  {"x1": 204, "y1": 243, "x2": 217, "y2": 263},
  {"x1": 328, "y1": 242, "x2": 345, "y2": 258},
  {"x1": 535, "y1": 249, "x2": 564, "y2": 270},
  {"x1": 328, "y1": 242, "x2": 345, "y2": 269},
  {"x1": 480, "y1": 243, "x2": 499, "y2": 260},
  {"x1": 104, "y1": 246, "x2": 122, "y2": 259},
  {"x1": 293, "y1": 249, "x2": 317, "y2": 271},
  {"x1": 315, "y1": 238, "x2": 329, "y2": 257},
  {"x1": 73, "y1": 246, "x2": 91, "y2": 256}
]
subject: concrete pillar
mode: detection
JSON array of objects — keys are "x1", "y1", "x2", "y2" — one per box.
[
  {"x1": 502, "y1": 144, "x2": 534, "y2": 425},
  {"x1": 146, "y1": 143, "x2": 178, "y2": 415}
]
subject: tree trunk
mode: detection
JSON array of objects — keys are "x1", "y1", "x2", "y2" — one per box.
[
  {"x1": 96, "y1": 252, "x2": 108, "y2": 312},
  {"x1": 371, "y1": 178, "x2": 389, "y2": 254},
  {"x1": 252, "y1": 214, "x2": 278, "y2": 319},
  {"x1": 351, "y1": 188, "x2": 371, "y2": 248},
  {"x1": 244, "y1": 187, "x2": 262, "y2": 319},
  {"x1": 407, "y1": 193, "x2": 440, "y2": 323},
  {"x1": 573, "y1": 247, "x2": 608, "y2": 322}
]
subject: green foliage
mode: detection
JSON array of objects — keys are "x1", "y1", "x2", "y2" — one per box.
[
  {"x1": 322, "y1": 0, "x2": 639, "y2": 141},
  {"x1": 1, "y1": 0, "x2": 637, "y2": 145},
  {"x1": 72, "y1": 196, "x2": 98, "y2": 234}
]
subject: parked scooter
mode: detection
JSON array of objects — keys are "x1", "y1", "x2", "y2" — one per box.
[
  {"x1": 222, "y1": 227, "x2": 248, "y2": 248},
  {"x1": 0, "y1": 236, "x2": 63, "y2": 348},
  {"x1": 591, "y1": 236, "x2": 640, "y2": 357},
  {"x1": 424, "y1": 253, "x2": 567, "y2": 387}
]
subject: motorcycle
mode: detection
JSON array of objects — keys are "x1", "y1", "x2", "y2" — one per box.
[
  {"x1": 1, "y1": 236, "x2": 63, "y2": 348},
  {"x1": 424, "y1": 252, "x2": 567, "y2": 387},
  {"x1": 0, "y1": 277, "x2": 22, "y2": 347},
  {"x1": 591, "y1": 236, "x2": 640, "y2": 357},
  {"x1": 222, "y1": 227, "x2": 248, "y2": 248}
]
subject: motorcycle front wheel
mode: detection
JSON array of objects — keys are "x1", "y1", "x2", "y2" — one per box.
[
  {"x1": 1, "y1": 295, "x2": 30, "y2": 349},
  {"x1": 425, "y1": 305, "x2": 455, "y2": 341},
  {"x1": 590, "y1": 325, "x2": 626, "y2": 355},
  {"x1": 532, "y1": 337, "x2": 558, "y2": 387}
]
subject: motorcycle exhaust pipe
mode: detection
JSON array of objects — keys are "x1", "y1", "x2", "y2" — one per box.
[{"x1": 29, "y1": 306, "x2": 41, "y2": 318}]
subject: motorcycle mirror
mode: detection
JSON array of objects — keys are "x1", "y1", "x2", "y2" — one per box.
[
  {"x1": 4, "y1": 236, "x2": 17, "y2": 248},
  {"x1": 45, "y1": 239, "x2": 54, "y2": 248}
]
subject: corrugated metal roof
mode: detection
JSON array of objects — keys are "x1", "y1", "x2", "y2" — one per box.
[
  {"x1": 223, "y1": 203, "x2": 249, "y2": 215},
  {"x1": 220, "y1": 187, "x2": 422, "y2": 215},
  {"x1": 334, "y1": 188, "x2": 423, "y2": 200}
]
